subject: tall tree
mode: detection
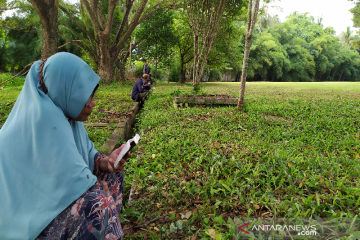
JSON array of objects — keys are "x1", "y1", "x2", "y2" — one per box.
[
  {"x1": 135, "y1": 10, "x2": 176, "y2": 82},
  {"x1": 185, "y1": 0, "x2": 227, "y2": 88},
  {"x1": 173, "y1": 9, "x2": 193, "y2": 83},
  {"x1": 30, "y1": 0, "x2": 58, "y2": 58},
  {"x1": 60, "y1": 0, "x2": 178, "y2": 82},
  {"x1": 257, "y1": 1, "x2": 281, "y2": 31},
  {"x1": 237, "y1": 0, "x2": 260, "y2": 110}
]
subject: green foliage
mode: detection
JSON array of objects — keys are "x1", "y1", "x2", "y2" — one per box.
[
  {"x1": 207, "y1": 19, "x2": 245, "y2": 71},
  {"x1": 1, "y1": 1, "x2": 360, "y2": 84},
  {"x1": 134, "y1": 61, "x2": 145, "y2": 79},
  {"x1": 121, "y1": 82, "x2": 360, "y2": 238},
  {"x1": 0, "y1": 73, "x2": 25, "y2": 124},
  {"x1": 350, "y1": 1, "x2": 360, "y2": 28},
  {"x1": 0, "y1": 72, "x2": 25, "y2": 87},
  {"x1": 173, "y1": 9, "x2": 194, "y2": 83},
  {"x1": 209, "y1": 69, "x2": 223, "y2": 81},
  {"x1": 168, "y1": 59, "x2": 181, "y2": 82},
  {"x1": 246, "y1": 12, "x2": 360, "y2": 82},
  {"x1": 0, "y1": 5, "x2": 41, "y2": 71},
  {"x1": 135, "y1": 10, "x2": 177, "y2": 69}
]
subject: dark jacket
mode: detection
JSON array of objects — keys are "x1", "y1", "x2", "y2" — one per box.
[
  {"x1": 143, "y1": 64, "x2": 151, "y2": 74},
  {"x1": 144, "y1": 80, "x2": 151, "y2": 91},
  {"x1": 132, "y1": 78, "x2": 149, "y2": 101}
]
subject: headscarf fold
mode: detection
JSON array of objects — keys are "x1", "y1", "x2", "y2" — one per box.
[{"x1": 0, "y1": 52, "x2": 100, "y2": 240}]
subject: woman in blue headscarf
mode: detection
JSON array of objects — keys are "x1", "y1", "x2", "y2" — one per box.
[{"x1": 0, "y1": 52, "x2": 129, "y2": 240}]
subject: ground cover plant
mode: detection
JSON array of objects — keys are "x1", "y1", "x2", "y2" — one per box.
[
  {"x1": 0, "y1": 73, "x2": 25, "y2": 125},
  {"x1": 0, "y1": 73, "x2": 134, "y2": 150},
  {"x1": 121, "y1": 82, "x2": 360, "y2": 239},
  {"x1": 85, "y1": 82, "x2": 134, "y2": 151}
]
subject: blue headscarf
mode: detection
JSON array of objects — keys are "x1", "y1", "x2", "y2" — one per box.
[{"x1": 0, "y1": 52, "x2": 100, "y2": 239}]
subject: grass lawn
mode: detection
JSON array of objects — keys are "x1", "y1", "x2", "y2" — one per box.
[
  {"x1": 121, "y1": 82, "x2": 360, "y2": 239},
  {"x1": 2, "y1": 77, "x2": 360, "y2": 238},
  {"x1": 0, "y1": 74, "x2": 134, "y2": 151}
]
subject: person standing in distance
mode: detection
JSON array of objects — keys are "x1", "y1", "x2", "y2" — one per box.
[{"x1": 142, "y1": 59, "x2": 151, "y2": 75}]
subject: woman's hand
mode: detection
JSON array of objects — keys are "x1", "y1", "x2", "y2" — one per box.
[
  {"x1": 107, "y1": 144, "x2": 131, "y2": 172},
  {"x1": 101, "y1": 180, "x2": 110, "y2": 194}
]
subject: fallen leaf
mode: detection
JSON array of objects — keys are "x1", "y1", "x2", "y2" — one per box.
[
  {"x1": 0, "y1": 87, "x2": 3, "y2": 90},
  {"x1": 164, "y1": 178, "x2": 168, "y2": 182},
  {"x1": 186, "y1": 211, "x2": 192, "y2": 219},
  {"x1": 182, "y1": 186, "x2": 186, "y2": 189},
  {"x1": 254, "y1": 204, "x2": 260, "y2": 209},
  {"x1": 162, "y1": 186, "x2": 166, "y2": 190},
  {"x1": 154, "y1": 227, "x2": 160, "y2": 231},
  {"x1": 156, "y1": 203, "x2": 161, "y2": 208},
  {"x1": 196, "y1": 195, "x2": 199, "y2": 201},
  {"x1": 318, "y1": 178, "x2": 324, "y2": 183},
  {"x1": 299, "y1": 182, "x2": 303, "y2": 188},
  {"x1": 156, "y1": 173, "x2": 161, "y2": 178},
  {"x1": 164, "y1": 192, "x2": 168, "y2": 197},
  {"x1": 208, "y1": 229, "x2": 216, "y2": 238},
  {"x1": 191, "y1": 230, "x2": 200, "y2": 240}
]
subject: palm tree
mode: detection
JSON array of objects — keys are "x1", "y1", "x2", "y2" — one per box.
[
  {"x1": 257, "y1": 1, "x2": 281, "y2": 31},
  {"x1": 338, "y1": 27, "x2": 356, "y2": 49}
]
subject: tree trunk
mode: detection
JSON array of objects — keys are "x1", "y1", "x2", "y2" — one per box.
[
  {"x1": 235, "y1": 72, "x2": 241, "y2": 82},
  {"x1": 115, "y1": 59, "x2": 126, "y2": 81},
  {"x1": 339, "y1": 70, "x2": 344, "y2": 81},
  {"x1": 206, "y1": 67, "x2": 210, "y2": 82},
  {"x1": 332, "y1": 67, "x2": 337, "y2": 80},
  {"x1": 187, "y1": 0, "x2": 227, "y2": 89},
  {"x1": 98, "y1": 52, "x2": 115, "y2": 82},
  {"x1": 0, "y1": 33, "x2": 7, "y2": 70},
  {"x1": 180, "y1": 58, "x2": 186, "y2": 84},
  {"x1": 237, "y1": 0, "x2": 261, "y2": 111},
  {"x1": 129, "y1": 37, "x2": 134, "y2": 66},
  {"x1": 155, "y1": 40, "x2": 158, "y2": 86},
  {"x1": 326, "y1": 70, "x2": 331, "y2": 81},
  {"x1": 318, "y1": 73, "x2": 322, "y2": 81},
  {"x1": 41, "y1": 15, "x2": 58, "y2": 58},
  {"x1": 97, "y1": 34, "x2": 116, "y2": 82},
  {"x1": 30, "y1": 0, "x2": 59, "y2": 58}
]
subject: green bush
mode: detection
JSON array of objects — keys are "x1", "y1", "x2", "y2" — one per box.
[
  {"x1": 168, "y1": 62, "x2": 180, "y2": 82},
  {"x1": 134, "y1": 61, "x2": 144, "y2": 78},
  {"x1": 209, "y1": 69, "x2": 223, "y2": 81}
]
